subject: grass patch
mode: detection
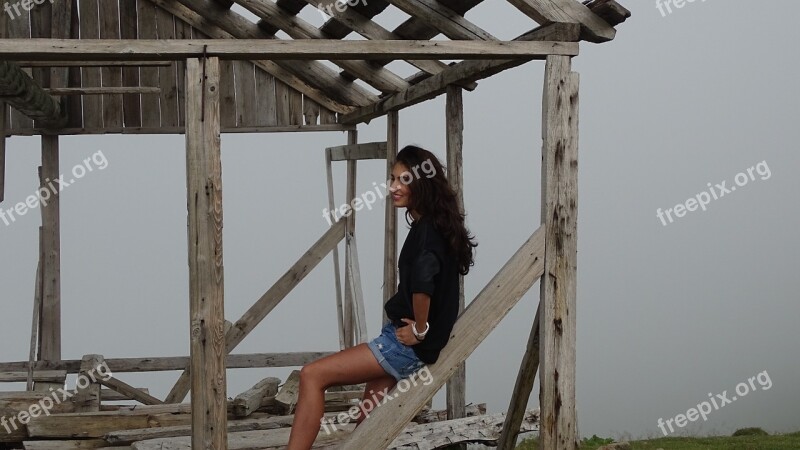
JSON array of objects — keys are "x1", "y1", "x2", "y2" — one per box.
[{"x1": 516, "y1": 431, "x2": 800, "y2": 450}]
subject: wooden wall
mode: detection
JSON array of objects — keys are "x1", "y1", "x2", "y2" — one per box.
[{"x1": 0, "y1": 0, "x2": 339, "y2": 136}]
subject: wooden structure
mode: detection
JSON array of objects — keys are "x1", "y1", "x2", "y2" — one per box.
[{"x1": 0, "y1": 0, "x2": 630, "y2": 448}]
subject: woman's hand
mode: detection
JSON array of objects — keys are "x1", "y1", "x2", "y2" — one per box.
[{"x1": 395, "y1": 318, "x2": 421, "y2": 346}]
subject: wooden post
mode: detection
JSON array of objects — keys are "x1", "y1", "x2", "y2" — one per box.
[
  {"x1": 343, "y1": 129, "x2": 368, "y2": 346},
  {"x1": 185, "y1": 56, "x2": 227, "y2": 450},
  {"x1": 39, "y1": 136, "x2": 61, "y2": 369},
  {"x1": 73, "y1": 354, "x2": 103, "y2": 412},
  {"x1": 324, "y1": 150, "x2": 346, "y2": 350},
  {"x1": 538, "y1": 55, "x2": 579, "y2": 450},
  {"x1": 382, "y1": 110, "x2": 399, "y2": 324},
  {"x1": 445, "y1": 85, "x2": 466, "y2": 425},
  {"x1": 0, "y1": 101, "x2": 5, "y2": 203}
]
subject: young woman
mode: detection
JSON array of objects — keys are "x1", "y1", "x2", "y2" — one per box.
[{"x1": 286, "y1": 145, "x2": 477, "y2": 450}]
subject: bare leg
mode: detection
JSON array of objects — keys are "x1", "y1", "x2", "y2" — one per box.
[
  {"x1": 354, "y1": 375, "x2": 397, "y2": 426},
  {"x1": 287, "y1": 343, "x2": 388, "y2": 450}
]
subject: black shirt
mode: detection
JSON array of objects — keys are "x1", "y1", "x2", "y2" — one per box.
[{"x1": 384, "y1": 215, "x2": 460, "y2": 364}]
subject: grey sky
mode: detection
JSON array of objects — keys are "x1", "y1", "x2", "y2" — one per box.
[{"x1": 1, "y1": 0, "x2": 798, "y2": 441}]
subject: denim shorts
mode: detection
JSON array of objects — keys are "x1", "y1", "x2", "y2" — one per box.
[{"x1": 367, "y1": 322, "x2": 426, "y2": 381}]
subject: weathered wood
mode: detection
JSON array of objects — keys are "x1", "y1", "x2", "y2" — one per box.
[
  {"x1": 28, "y1": 227, "x2": 44, "y2": 390},
  {"x1": 538, "y1": 55, "x2": 579, "y2": 450},
  {"x1": 78, "y1": 0, "x2": 102, "y2": 129},
  {"x1": 345, "y1": 233, "x2": 368, "y2": 344},
  {"x1": 43, "y1": 87, "x2": 161, "y2": 95},
  {"x1": 174, "y1": 20, "x2": 190, "y2": 127},
  {"x1": 0, "y1": 352, "x2": 335, "y2": 373},
  {"x1": 97, "y1": 375, "x2": 164, "y2": 406},
  {"x1": 39, "y1": 136, "x2": 61, "y2": 364},
  {"x1": 130, "y1": 424, "x2": 350, "y2": 450},
  {"x1": 254, "y1": 67, "x2": 277, "y2": 126},
  {"x1": 383, "y1": 110, "x2": 398, "y2": 324},
  {"x1": 303, "y1": 97, "x2": 320, "y2": 126},
  {"x1": 0, "y1": 370, "x2": 67, "y2": 383},
  {"x1": 341, "y1": 23, "x2": 580, "y2": 125},
  {"x1": 155, "y1": 8, "x2": 179, "y2": 127},
  {"x1": 99, "y1": 0, "x2": 123, "y2": 128},
  {"x1": 393, "y1": 411, "x2": 538, "y2": 449},
  {"x1": 324, "y1": 149, "x2": 346, "y2": 349},
  {"x1": 0, "y1": 62, "x2": 65, "y2": 126},
  {"x1": 327, "y1": 142, "x2": 387, "y2": 162},
  {"x1": 498, "y1": 308, "x2": 540, "y2": 450},
  {"x1": 120, "y1": 0, "x2": 142, "y2": 127},
  {"x1": 385, "y1": 0, "x2": 495, "y2": 40},
  {"x1": 135, "y1": 0, "x2": 161, "y2": 128},
  {"x1": 233, "y1": 61, "x2": 258, "y2": 126},
  {"x1": 185, "y1": 56, "x2": 227, "y2": 450},
  {"x1": 0, "y1": 101, "x2": 5, "y2": 202},
  {"x1": 22, "y1": 440, "x2": 109, "y2": 449},
  {"x1": 413, "y1": 403, "x2": 485, "y2": 423},
  {"x1": 0, "y1": 39, "x2": 579, "y2": 61},
  {"x1": 339, "y1": 226, "x2": 546, "y2": 449},
  {"x1": 73, "y1": 354, "x2": 103, "y2": 412},
  {"x1": 5, "y1": 0, "x2": 33, "y2": 130},
  {"x1": 17, "y1": 61, "x2": 172, "y2": 67},
  {"x1": 342, "y1": 130, "x2": 359, "y2": 347},
  {"x1": 289, "y1": 89, "x2": 303, "y2": 125},
  {"x1": 274, "y1": 370, "x2": 300, "y2": 414},
  {"x1": 507, "y1": 0, "x2": 615, "y2": 42},
  {"x1": 101, "y1": 388, "x2": 151, "y2": 401},
  {"x1": 445, "y1": 85, "x2": 466, "y2": 425},
  {"x1": 26, "y1": 405, "x2": 193, "y2": 439},
  {"x1": 232, "y1": 377, "x2": 280, "y2": 418}
]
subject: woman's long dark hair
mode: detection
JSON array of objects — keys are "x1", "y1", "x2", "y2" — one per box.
[{"x1": 396, "y1": 145, "x2": 477, "y2": 275}]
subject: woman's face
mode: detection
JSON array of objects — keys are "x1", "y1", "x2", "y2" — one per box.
[{"x1": 390, "y1": 162, "x2": 414, "y2": 209}]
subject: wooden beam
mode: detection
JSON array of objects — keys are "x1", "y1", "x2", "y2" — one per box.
[
  {"x1": 0, "y1": 39, "x2": 578, "y2": 61},
  {"x1": 382, "y1": 111, "x2": 398, "y2": 325},
  {"x1": 165, "y1": 220, "x2": 346, "y2": 403},
  {"x1": 43, "y1": 87, "x2": 161, "y2": 95},
  {"x1": 538, "y1": 55, "x2": 579, "y2": 450},
  {"x1": 147, "y1": 0, "x2": 365, "y2": 112},
  {"x1": 73, "y1": 354, "x2": 103, "y2": 412},
  {"x1": 0, "y1": 61, "x2": 65, "y2": 126},
  {"x1": 38, "y1": 136, "x2": 61, "y2": 364},
  {"x1": 0, "y1": 351, "x2": 334, "y2": 373},
  {"x1": 97, "y1": 375, "x2": 165, "y2": 406},
  {"x1": 325, "y1": 151, "x2": 346, "y2": 349},
  {"x1": 340, "y1": 226, "x2": 546, "y2": 449},
  {"x1": 506, "y1": 0, "x2": 616, "y2": 42},
  {"x1": 17, "y1": 61, "x2": 173, "y2": 67},
  {"x1": 0, "y1": 102, "x2": 5, "y2": 202},
  {"x1": 185, "y1": 56, "x2": 227, "y2": 449},
  {"x1": 445, "y1": 85, "x2": 466, "y2": 426},
  {"x1": 231, "y1": 0, "x2": 410, "y2": 93},
  {"x1": 385, "y1": 0, "x2": 496, "y2": 40},
  {"x1": 232, "y1": 377, "x2": 280, "y2": 418},
  {"x1": 341, "y1": 23, "x2": 580, "y2": 125},
  {"x1": 0, "y1": 370, "x2": 67, "y2": 383},
  {"x1": 326, "y1": 141, "x2": 387, "y2": 161}
]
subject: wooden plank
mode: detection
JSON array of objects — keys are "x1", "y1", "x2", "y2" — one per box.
[
  {"x1": 537, "y1": 56, "x2": 579, "y2": 450},
  {"x1": 324, "y1": 151, "x2": 346, "y2": 349},
  {"x1": 507, "y1": 0, "x2": 615, "y2": 42},
  {"x1": 0, "y1": 352, "x2": 333, "y2": 374},
  {"x1": 99, "y1": 0, "x2": 123, "y2": 128},
  {"x1": 339, "y1": 226, "x2": 547, "y2": 449},
  {"x1": 414, "y1": 403, "x2": 485, "y2": 423},
  {"x1": 0, "y1": 39, "x2": 579, "y2": 60},
  {"x1": 5, "y1": 2, "x2": 33, "y2": 130},
  {"x1": 44, "y1": 87, "x2": 160, "y2": 95},
  {"x1": 0, "y1": 102, "x2": 4, "y2": 202},
  {"x1": 101, "y1": 387, "x2": 152, "y2": 401},
  {"x1": 341, "y1": 23, "x2": 581, "y2": 124},
  {"x1": 288, "y1": 88, "x2": 303, "y2": 126},
  {"x1": 302, "y1": 96, "x2": 319, "y2": 126},
  {"x1": 79, "y1": 0, "x2": 103, "y2": 129},
  {"x1": 39, "y1": 137, "x2": 61, "y2": 363},
  {"x1": 273, "y1": 370, "x2": 300, "y2": 413},
  {"x1": 175, "y1": 19, "x2": 191, "y2": 127},
  {"x1": 498, "y1": 308, "x2": 540, "y2": 449},
  {"x1": 342, "y1": 130, "x2": 358, "y2": 347},
  {"x1": 345, "y1": 233, "x2": 368, "y2": 344},
  {"x1": 326, "y1": 142, "x2": 388, "y2": 162},
  {"x1": 232, "y1": 377, "x2": 280, "y2": 418},
  {"x1": 0, "y1": 62, "x2": 65, "y2": 126},
  {"x1": 72, "y1": 354, "x2": 104, "y2": 413},
  {"x1": 383, "y1": 110, "x2": 398, "y2": 324},
  {"x1": 233, "y1": 61, "x2": 258, "y2": 127},
  {"x1": 29, "y1": 227, "x2": 44, "y2": 390},
  {"x1": 275, "y1": 79, "x2": 291, "y2": 126},
  {"x1": 26, "y1": 407, "x2": 193, "y2": 439},
  {"x1": 165, "y1": 220, "x2": 346, "y2": 403},
  {"x1": 0, "y1": 370, "x2": 66, "y2": 383},
  {"x1": 97, "y1": 376, "x2": 164, "y2": 405},
  {"x1": 22, "y1": 440, "x2": 109, "y2": 449},
  {"x1": 254, "y1": 67, "x2": 277, "y2": 127},
  {"x1": 385, "y1": 0, "x2": 495, "y2": 40},
  {"x1": 120, "y1": 0, "x2": 142, "y2": 127},
  {"x1": 28, "y1": 0, "x2": 52, "y2": 129},
  {"x1": 218, "y1": 47, "x2": 237, "y2": 129},
  {"x1": 136, "y1": 0, "x2": 161, "y2": 128},
  {"x1": 445, "y1": 85, "x2": 466, "y2": 424},
  {"x1": 155, "y1": 8, "x2": 179, "y2": 127},
  {"x1": 185, "y1": 56, "x2": 227, "y2": 449}
]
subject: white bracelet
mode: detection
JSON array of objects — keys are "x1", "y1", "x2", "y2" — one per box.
[{"x1": 412, "y1": 321, "x2": 430, "y2": 340}]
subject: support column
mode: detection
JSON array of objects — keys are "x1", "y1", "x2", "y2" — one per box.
[
  {"x1": 39, "y1": 136, "x2": 61, "y2": 367},
  {"x1": 382, "y1": 111, "x2": 399, "y2": 324},
  {"x1": 185, "y1": 56, "x2": 227, "y2": 450},
  {"x1": 445, "y1": 85, "x2": 466, "y2": 425},
  {"x1": 0, "y1": 102, "x2": 5, "y2": 203},
  {"x1": 538, "y1": 55, "x2": 580, "y2": 450}
]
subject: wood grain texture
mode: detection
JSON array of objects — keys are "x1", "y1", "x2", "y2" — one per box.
[
  {"x1": 507, "y1": 0, "x2": 615, "y2": 42},
  {"x1": 538, "y1": 55, "x2": 579, "y2": 450},
  {"x1": 185, "y1": 56, "x2": 227, "y2": 449}
]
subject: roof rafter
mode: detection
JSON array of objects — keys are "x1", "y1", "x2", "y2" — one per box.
[
  {"x1": 149, "y1": 0, "x2": 374, "y2": 111},
  {"x1": 507, "y1": 0, "x2": 616, "y2": 42},
  {"x1": 0, "y1": 61, "x2": 66, "y2": 126},
  {"x1": 232, "y1": 0, "x2": 410, "y2": 94},
  {"x1": 384, "y1": 0, "x2": 496, "y2": 41}
]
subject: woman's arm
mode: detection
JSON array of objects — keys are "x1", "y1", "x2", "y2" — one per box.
[{"x1": 396, "y1": 292, "x2": 431, "y2": 345}]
